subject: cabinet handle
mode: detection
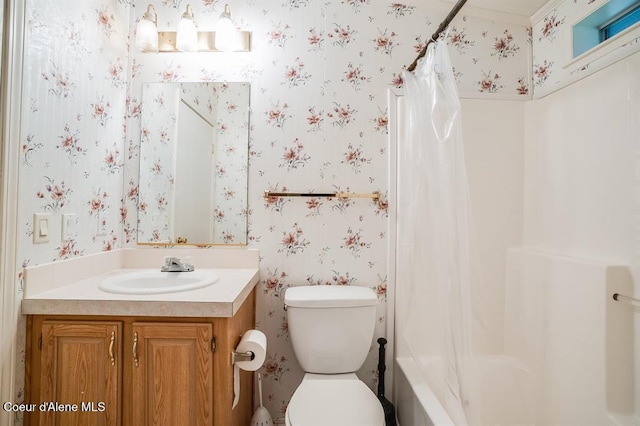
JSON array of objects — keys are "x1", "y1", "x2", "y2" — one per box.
[
  {"x1": 109, "y1": 331, "x2": 116, "y2": 366},
  {"x1": 133, "y1": 332, "x2": 139, "y2": 367}
]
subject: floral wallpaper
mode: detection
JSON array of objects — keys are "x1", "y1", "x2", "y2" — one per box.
[
  {"x1": 532, "y1": 0, "x2": 640, "y2": 97},
  {"x1": 137, "y1": 82, "x2": 249, "y2": 244},
  {"x1": 14, "y1": 0, "x2": 130, "y2": 422},
  {"x1": 14, "y1": 0, "x2": 532, "y2": 423},
  {"x1": 123, "y1": 1, "x2": 531, "y2": 422},
  {"x1": 447, "y1": 16, "x2": 531, "y2": 96},
  {"x1": 210, "y1": 82, "x2": 250, "y2": 244},
  {"x1": 20, "y1": 0, "x2": 129, "y2": 259},
  {"x1": 138, "y1": 82, "x2": 179, "y2": 243}
]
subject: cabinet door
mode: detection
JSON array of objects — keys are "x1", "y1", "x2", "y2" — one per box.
[
  {"x1": 39, "y1": 321, "x2": 121, "y2": 426},
  {"x1": 131, "y1": 322, "x2": 213, "y2": 426}
]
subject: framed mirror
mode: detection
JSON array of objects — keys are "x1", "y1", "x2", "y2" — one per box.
[{"x1": 137, "y1": 82, "x2": 250, "y2": 245}]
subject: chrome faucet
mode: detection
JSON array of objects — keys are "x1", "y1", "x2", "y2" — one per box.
[{"x1": 161, "y1": 256, "x2": 194, "y2": 272}]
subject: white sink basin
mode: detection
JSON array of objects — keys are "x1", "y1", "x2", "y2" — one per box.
[{"x1": 98, "y1": 269, "x2": 219, "y2": 295}]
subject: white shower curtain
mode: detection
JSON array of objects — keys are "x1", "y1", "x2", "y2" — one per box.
[{"x1": 398, "y1": 39, "x2": 482, "y2": 425}]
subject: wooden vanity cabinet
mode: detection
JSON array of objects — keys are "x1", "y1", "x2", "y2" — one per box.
[
  {"x1": 130, "y1": 322, "x2": 213, "y2": 426},
  {"x1": 25, "y1": 289, "x2": 255, "y2": 426},
  {"x1": 37, "y1": 321, "x2": 122, "y2": 426}
]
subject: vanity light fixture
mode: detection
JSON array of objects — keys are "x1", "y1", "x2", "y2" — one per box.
[
  {"x1": 176, "y1": 4, "x2": 198, "y2": 52},
  {"x1": 136, "y1": 3, "x2": 251, "y2": 53},
  {"x1": 135, "y1": 4, "x2": 158, "y2": 52}
]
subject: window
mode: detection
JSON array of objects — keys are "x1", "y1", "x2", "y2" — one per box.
[
  {"x1": 600, "y1": 3, "x2": 640, "y2": 40},
  {"x1": 573, "y1": 0, "x2": 640, "y2": 58}
]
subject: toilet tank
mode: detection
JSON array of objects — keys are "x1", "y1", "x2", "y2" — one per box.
[{"x1": 284, "y1": 285, "x2": 378, "y2": 374}]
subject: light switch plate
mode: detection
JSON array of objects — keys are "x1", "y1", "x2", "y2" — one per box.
[
  {"x1": 33, "y1": 213, "x2": 51, "y2": 244},
  {"x1": 152, "y1": 213, "x2": 169, "y2": 230}
]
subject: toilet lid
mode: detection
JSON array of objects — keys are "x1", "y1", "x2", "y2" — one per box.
[{"x1": 287, "y1": 379, "x2": 385, "y2": 426}]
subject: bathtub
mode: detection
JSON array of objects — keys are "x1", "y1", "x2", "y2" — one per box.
[
  {"x1": 389, "y1": 88, "x2": 639, "y2": 426},
  {"x1": 394, "y1": 354, "x2": 534, "y2": 426},
  {"x1": 393, "y1": 249, "x2": 640, "y2": 426}
]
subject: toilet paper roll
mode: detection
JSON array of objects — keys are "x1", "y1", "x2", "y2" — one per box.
[
  {"x1": 235, "y1": 329, "x2": 267, "y2": 371},
  {"x1": 232, "y1": 330, "x2": 267, "y2": 409}
]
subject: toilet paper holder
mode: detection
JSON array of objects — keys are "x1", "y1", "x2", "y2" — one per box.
[{"x1": 231, "y1": 350, "x2": 255, "y2": 364}]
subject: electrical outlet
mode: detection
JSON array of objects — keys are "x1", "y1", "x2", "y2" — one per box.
[
  {"x1": 33, "y1": 213, "x2": 51, "y2": 244},
  {"x1": 61, "y1": 213, "x2": 78, "y2": 241},
  {"x1": 97, "y1": 210, "x2": 108, "y2": 236}
]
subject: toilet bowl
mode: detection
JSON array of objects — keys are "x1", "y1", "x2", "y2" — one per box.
[
  {"x1": 284, "y1": 285, "x2": 386, "y2": 426},
  {"x1": 285, "y1": 373, "x2": 385, "y2": 426}
]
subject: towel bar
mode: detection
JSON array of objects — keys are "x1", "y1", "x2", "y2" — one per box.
[{"x1": 263, "y1": 190, "x2": 380, "y2": 201}]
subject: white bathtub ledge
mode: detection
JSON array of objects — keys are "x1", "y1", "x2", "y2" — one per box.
[{"x1": 395, "y1": 357, "x2": 454, "y2": 426}]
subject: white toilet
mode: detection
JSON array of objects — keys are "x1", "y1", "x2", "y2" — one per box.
[{"x1": 284, "y1": 285, "x2": 385, "y2": 426}]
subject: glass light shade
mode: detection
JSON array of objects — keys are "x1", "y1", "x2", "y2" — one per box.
[
  {"x1": 215, "y1": 5, "x2": 243, "y2": 51},
  {"x1": 176, "y1": 17, "x2": 198, "y2": 52},
  {"x1": 135, "y1": 18, "x2": 158, "y2": 52}
]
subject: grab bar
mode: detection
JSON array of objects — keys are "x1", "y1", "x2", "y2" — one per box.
[{"x1": 612, "y1": 293, "x2": 640, "y2": 305}]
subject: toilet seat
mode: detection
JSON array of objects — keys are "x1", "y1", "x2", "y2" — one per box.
[{"x1": 285, "y1": 374, "x2": 385, "y2": 426}]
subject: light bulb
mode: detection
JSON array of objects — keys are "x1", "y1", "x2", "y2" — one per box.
[
  {"x1": 135, "y1": 4, "x2": 158, "y2": 52},
  {"x1": 215, "y1": 4, "x2": 243, "y2": 52},
  {"x1": 176, "y1": 4, "x2": 198, "y2": 52}
]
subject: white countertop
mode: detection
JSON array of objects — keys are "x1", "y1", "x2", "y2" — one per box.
[{"x1": 22, "y1": 268, "x2": 259, "y2": 318}]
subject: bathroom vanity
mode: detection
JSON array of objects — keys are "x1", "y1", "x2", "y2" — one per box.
[{"x1": 21, "y1": 249, "x2": 260, "y2": 426}]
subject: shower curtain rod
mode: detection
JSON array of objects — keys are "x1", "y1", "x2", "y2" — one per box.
[{"x1": 406, "y1": 0, "x2": 469, "y2": 72}]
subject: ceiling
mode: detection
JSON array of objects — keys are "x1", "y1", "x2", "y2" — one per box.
[
  {"x1": 427, "y1": 0, "x2": 550, "y2": 17},
  {"x1": 445, "y1": 0, "x2": 549, "y2": 17}
]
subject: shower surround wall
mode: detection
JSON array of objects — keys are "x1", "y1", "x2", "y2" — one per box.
[
  {"x1": 490, "y1": 0, "x2": 640, "y2": 422},
  {"x1": 519, "y1": 50, "x2": 640, "y2": 424},
  {"x1": 13, "y1": 0, "x2": 531, "y2": 423}
]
